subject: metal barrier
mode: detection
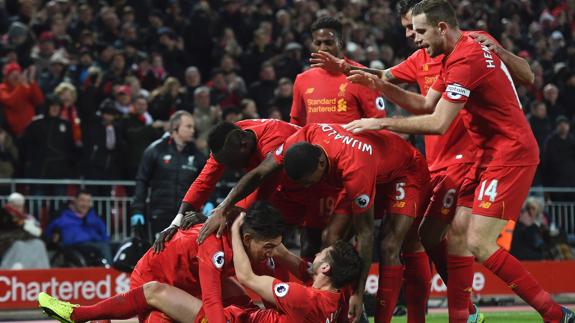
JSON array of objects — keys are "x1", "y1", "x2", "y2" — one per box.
[
  {"x1": 0, "y1": 179, "x2": 135, "y2": 241},
  {"x1": 0, "y1": 179, "x2": 574, "y2": 241}
]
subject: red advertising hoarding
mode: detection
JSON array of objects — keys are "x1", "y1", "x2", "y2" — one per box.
[{"x1": 1, "y1": 261, "x2": 574, "y2": 310}]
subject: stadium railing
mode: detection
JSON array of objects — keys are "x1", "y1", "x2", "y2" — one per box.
[{"x1": 0, "y1": 179, "x2": 573, "y2": 242}]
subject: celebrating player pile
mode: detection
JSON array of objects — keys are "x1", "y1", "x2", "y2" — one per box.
[{"x1": 38, "y1": 1, "x2": 575, "y2": 323}]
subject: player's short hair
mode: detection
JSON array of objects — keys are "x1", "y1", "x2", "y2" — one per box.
[
  {"x1": 397, "y1": 0, "x2": 421, "y2": 17},
  {"x1": 326, "y1": 241, "x2": 362, "y2": 289},
  {"x1": 241, "y1": 201, "x2": 286, "y2": 240},
  {"x1": 168, "y1": 110, "x2": 193, "y2": 133},
  {"x1": 311, "y1": 16, "x2": 343, "y2": 41},
  {"x1": 412, "y1": 0, "x2": 458, "y2": 28},
  {"x1": 207, "y1": 122, "x2": 241, "y2": 155},
  {"x1": 284, "y1": 142, "x2": 322, "y2": 181}
]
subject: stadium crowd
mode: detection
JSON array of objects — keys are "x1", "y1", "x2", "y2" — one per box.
[{"x1": 0, "y1": 0, "x2": 573, "y2": 192}]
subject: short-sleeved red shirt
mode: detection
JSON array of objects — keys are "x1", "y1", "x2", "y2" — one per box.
[
  {"x1": 244, "y1": 279, "x2": 343, "y2": 322},
  {"x1": 390, "y1": 31, "x2": 495, "y2": 171},
  {"x1": 133, "y1": 225, "x2": 234, "y2": 323},
  {"x1": 290, "y1": 58, "x2": 386, "y2": 126},
  {"x1": 182, "y1": 119, "x2": 300, "y2": 210},
  {"x1": 273, "y1": 124, "x2": 421, "y2": 214},
  {"x1": 430, "y1": 34, "x2": 539, "y2": 167}
]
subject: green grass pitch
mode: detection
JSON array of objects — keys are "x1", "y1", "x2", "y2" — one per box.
[{"x1": 368, "y1": 311, "x2": 542, "y2": 322}]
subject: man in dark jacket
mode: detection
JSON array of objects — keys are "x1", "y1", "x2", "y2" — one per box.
[
  {"x1": 21, "y1": 95, "x2": 76, "y2": 196},
  {"x1": 131, "y1": 110, "x2": 205, "y2": 239},
  {"x1": 542, "y1": 115, "x2": 575, "y2": 202}
]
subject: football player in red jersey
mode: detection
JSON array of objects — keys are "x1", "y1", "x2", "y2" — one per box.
[
  {"x1": 311, "y1": 1, "x2": 535, "y2": 322},
  {"x1": 38, "y1": 202, "x2": 300, "y2": 323},
  {"x1": 290, "y1": 16, "x2": 386, "y2": 127},
  {"x1": 152, "y1": 119, "x2": 299, "y2": 251},
  {"x1": 204, "y1": 123, "x2": 431, "y2": 323},
  {"x1": 39, "y1": 209, "x2": 359, "y2": 323},
  {"x1": 343, "y1": 1, "x2": 574, "y2": 322}
]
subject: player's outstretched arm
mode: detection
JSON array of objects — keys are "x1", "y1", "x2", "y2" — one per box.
[
  {"x1": 469, "y1": 32, "x2": 534, "y2": 86},
  {"x1": 348, "y1": 207, "x2": 374, "y2": 323},
  {"x1": 231, "y1": 213, "x2": 277, "y2": 305},
  {"x1": 198, "y1": 154, "x2": 281, "y2": 243},
  {"x1": 310, "y1": 50, "x2": 384, "y2": 78},
  {"x1": 344, "y1": 98, "x2": 463, "y2": 135},
  {"x1": 347, "y1": 70, "x2": 441, "y2": 115},
  {"x1": 274, "y1": 243, "x2": 312, "y2": 282}
]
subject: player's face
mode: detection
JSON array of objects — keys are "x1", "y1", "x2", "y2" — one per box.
[
  {"x1": 245, "y1": 235, "x2": 283, "y2": 262},
  {"x1": 401, "y1": 10, "x2": 416, "y2": 42},
  {"x1": 294, "y1": 151, "x2": 327, "y2": 187},
  {"x1": 311, "y1": 247, "x2": 331, "y2": 275},
  {"x1": 311, "y1": 28, "x2": 341, "y2": 58},
  {"x1": 413, "y1": 13, "x2": 443, "y2": 57}
]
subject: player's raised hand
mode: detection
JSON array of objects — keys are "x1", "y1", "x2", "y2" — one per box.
[
  {"x1": 347, "y1": 69, "x2": 385, "y2": 91},
  {"x1": 231, "y1": 212, "x2": 246, "y2": 233},
  {"x1": 310, "y1": 50, "x2": 349, "y2": 75},
  {"x1": 469, "y1": 32, "x2": 500, "y2": 54},
  {"x1": 152, "y1": 225, "x2": 178, "y2": 253},
  {"x1": 343, "y1": 118, "x2": 383, "y2": 133},
  {"x1": 180, "y1": 210, "x2": 208, "y2": 229},
  {"x1": 348, "y1": 294, "x2": 364, "y2": 323}
]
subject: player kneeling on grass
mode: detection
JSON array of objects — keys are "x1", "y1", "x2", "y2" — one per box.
[
  {"x1": 38, "y1": 202, "x2": 308, "y2": 323},
  {"x1": 39, "y1": 212, "x2": 361, "y2": 323}
]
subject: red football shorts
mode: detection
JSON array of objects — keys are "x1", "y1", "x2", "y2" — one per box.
[
  {"x1": 270, "y1": 181, "x2": 341, "y2": 229},
  {"x1": 424, "y1": 163, "x2": 474, "y2": 222},
  {"x1": 459, "y1": 165, "x2": 537, "y2": 220}
]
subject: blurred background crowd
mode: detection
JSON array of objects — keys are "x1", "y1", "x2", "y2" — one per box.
[{"x1": 0, "y1": 0, "x2": 575, "y2": 269}]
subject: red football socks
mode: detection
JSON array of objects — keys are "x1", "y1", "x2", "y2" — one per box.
[
  {"x1": 483, "y1": 248, "x2": 563, "y2": 321},
  {"x1": 403, "y1": 252, "x2": 431, "y2": 323},
  {"x1": 71, "y1": 286, "x2": 149, "y2": 321},
  {"x1": 427, "y1": 239, "x2": 449, "y2": 282},
  {"x1": 447, "y1": 255, "x2": 474, "y2": 323},
  {"x1": 375, "y1": 265, "x2": 404, "y2": 323}
]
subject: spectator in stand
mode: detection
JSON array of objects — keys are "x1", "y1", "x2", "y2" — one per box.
[
  {"x1": 221, "y1": 106, "x2": 243, "y2": 123},
  {"x1": 0, "y1": 62, "x2": 43, "y2": 137},
  {"x1": 2, "y1": 22, "x2": 34, "y2": 68},
  {"x1": 528, "y1": 101, "x2": 553, "y2": 151},
  {"x1": 511, "y1": 197, "x2": 548, "y2": 261},
  {"x1": 527, "y1": 101, "x2": 552, "y2": 186},
  {"x1": 157, "y1": 27, "x2": 188, "y2": 82},
  {"x1": 45, "y1": 190, "x2": 112, "y2": 264},
  {"x1": 21, "y1": 95, "x2": 76, "y2": 195},
  {"x1": 0, "y1": 192, "x2": 49, "y2": 269},
  {"x1": 192, "y1": 86, "x2": 220, "y2": 152},
  {"x1": 118, "y1": 96, "x2": 164, "y2": 180},
  {"x1": 82, "y1": 106, "x2": 123, "y2": 193},
  {"x1": 542, "y1": 83, "x2": 566, "y2": 123},
  {"x1": 125, "y1": 76, "x2": 149, "y2": 101},
  {"x1": 0, "y1": 127, "x2": 18, "y2": 194},
  {"x1": 207, "y1": 68, "x2": 241, "y2": 109},
  {"x1": 542, "y1": 115, "x2": 575, "y2": 202},
  {"x1": 31, "y1": 32, "x2": 57, "y2": 74},
  {"x1": 38, "y1": 53, "x2": 68, "y2": 95},
  {"x1": 248, "y1": 62, "x2": 277, "y2": 117},
  {"x1": 182, "y1": 66, "x2": 202, "y2": 110},
  {"x1": 240, "y1": 98, "x2": 259, "y2": 119},
  {"x1": 269, "y1": 77, "x2": 293, "y2": 121},
  {"x1": 54, "y1": 82, "x2": 82, "y2": 146},
  {"x1": 149, "y1": 77, "x2": 185, "y2": 121},
  {"x1": 130, "y1": 111, "x2": 205, "y2": 239},
  {"x1": 113, "y1": 84, "x2": 132, "y2": 115}
]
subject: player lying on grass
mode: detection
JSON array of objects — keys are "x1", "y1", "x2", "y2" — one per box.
[
  {"x1": 38, "y1": 202, "x2": 313, "y2": 323},
  {"x1": 39, "y1": 212, "x2": 361, "y2": 323}
]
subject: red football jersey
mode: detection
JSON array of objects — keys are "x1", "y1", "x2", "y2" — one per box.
[
  {"x1": 431, "y1": 34, "x2": 539, "y2": 167},
  {"x1": 273, "y1": 123, "x2": 422, "y2": 214},
  {"x1": 245, "y1": 280, "x2": 343, "y2": 323},
  {"x1": 182, "y1": 119, "x2": 300, "y2": 210},
  {"x1": 133, "y1": 225, "x2": 234, "y2": 323},
  {"x1": 290, "y1": 58, "x2": 386, "y2": 126},
  {"x1": 390, "y1": 31, "x2": 495, "y2": 171}
]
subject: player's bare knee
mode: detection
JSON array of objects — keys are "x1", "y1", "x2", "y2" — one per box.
[
  {"x1": 379, "y1": 237, "x2": 401, "y2": 264},
  {"x1": 466, "y1": 234, "x2": 487, "y2": 260},
  {"x1": 143, "y1": 281, "x2": 167, "y2": 306}
]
